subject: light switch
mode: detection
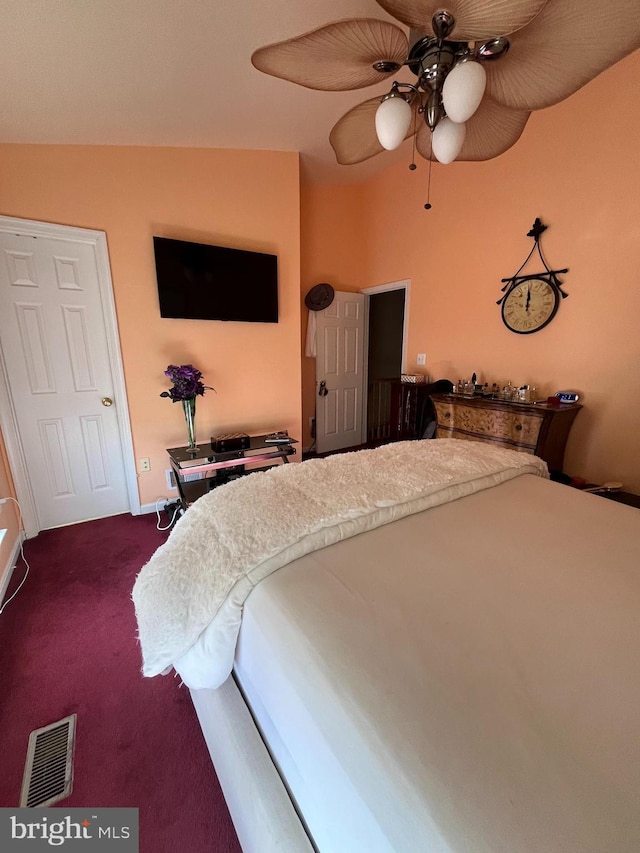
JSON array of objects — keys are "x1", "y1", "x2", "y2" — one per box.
[{"x1": 417, "y1": 353, "x2": 426, "y2": 366}]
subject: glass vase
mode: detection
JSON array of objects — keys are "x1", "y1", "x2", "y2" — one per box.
[{"x1": 182, "y1": 397, "x2": 197, "y2": 451}]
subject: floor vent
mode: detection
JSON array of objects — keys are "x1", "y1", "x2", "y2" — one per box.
[{"x1": 20, "y1": 714, "x2": 77, "y2": 808}]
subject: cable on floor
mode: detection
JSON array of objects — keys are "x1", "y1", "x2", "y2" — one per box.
[
  {"x1": 155, "y1": 497, "x2": 182, "y2": 531},
  {"x1": 0, "y1": 496, "x2": 30, "y2": 615}
]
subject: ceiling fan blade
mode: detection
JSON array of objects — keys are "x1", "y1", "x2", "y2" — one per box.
[
  {"x1": 330, "y1": 97, "x2": 417, "y2": 164},
  {"x1": 375, "y1": 0, "x2": 548, "y2": 40},
  {"x1": 416, "y1": 96, "x2": 530, "y2": 160},
  {"x1": 251, "y1": 20, "x2": 408, "y2": 91},
  {"x1": 486, "y1": 0, "x2": 640, "y2": 110}
]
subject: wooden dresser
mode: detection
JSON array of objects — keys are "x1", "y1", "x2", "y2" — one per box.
[{"x1": 431, "y1": 394, "x2": 582, "y2": 472}]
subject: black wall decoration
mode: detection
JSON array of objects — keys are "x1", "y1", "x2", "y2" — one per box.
[{"x1": 498, "y1": 219, "x2": 569, "y2": 335}]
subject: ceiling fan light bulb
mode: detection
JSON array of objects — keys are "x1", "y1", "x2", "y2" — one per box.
[
  {"x1": 375, "y1": 96, "x2": 412, "y2": 151},
  {"x1": 442, "y1": 60, "x2": 486, "y2": 124},
  {"x1": 432, "y1": 117, "x2": 466, "y2": 164}
]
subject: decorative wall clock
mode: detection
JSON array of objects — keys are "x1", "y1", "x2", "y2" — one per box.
[{"x1": 498, "y1": 218, "x2": 568, "y2": 334}]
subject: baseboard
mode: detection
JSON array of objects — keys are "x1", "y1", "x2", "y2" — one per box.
[
  {"x1": 139, "y1": 500, "x2": 176, "y2": 515},
  {"x1": 0, "y1": 530, "x2": 26, "y2": 605}
]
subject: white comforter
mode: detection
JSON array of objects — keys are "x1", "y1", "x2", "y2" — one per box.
[{"x1": 132, "y1": 440, "x2": 547, "y2": 688}]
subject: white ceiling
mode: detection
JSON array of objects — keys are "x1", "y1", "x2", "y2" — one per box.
[{"x1": 0, "y1": 0, "x2": 414, "y2": 183}]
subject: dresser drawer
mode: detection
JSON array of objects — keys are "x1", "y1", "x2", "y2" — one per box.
[
  {"x1": 434, "y1": 400, "x2": 544, "y2": 451},
  {"x1": 431, "y1": 394, "x2": 582, "y2": 471}
]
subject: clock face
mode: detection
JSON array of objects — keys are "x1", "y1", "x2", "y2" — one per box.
[{"x1": 501, "y1": 278, "x2": 560, "y2": 334}]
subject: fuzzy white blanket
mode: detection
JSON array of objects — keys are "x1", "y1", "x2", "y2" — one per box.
[{"x1": 132, "y1": 440, "x2": 548, "y2": 687}]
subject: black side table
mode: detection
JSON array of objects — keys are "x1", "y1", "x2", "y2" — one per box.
[{"x1": 167, "y1": 434, "x2": 297, "y2": 509}]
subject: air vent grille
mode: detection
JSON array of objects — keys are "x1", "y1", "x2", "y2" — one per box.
[{"x1": 20, "y1": 714, "x2": 76, "y2": 808}]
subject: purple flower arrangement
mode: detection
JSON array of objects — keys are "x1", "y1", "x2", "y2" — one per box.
[{"x1": 160, "y1": 364, "x2": 214, "y2": 402}]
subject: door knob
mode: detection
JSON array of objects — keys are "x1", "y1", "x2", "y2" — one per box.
[{"x1": 101, "y1": 397, "x2": 113, "y2": 407}]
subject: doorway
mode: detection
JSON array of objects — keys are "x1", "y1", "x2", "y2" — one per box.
[
  {"x1": 362, "y1": 280, "x2": 408, "y2": 446},
  {"x1": 366, "y1": 287, "x2": 406, "y2": 443},
  {"x1": 311, "y1": 281, "x2": 408, "y2": 455},
  {"x1": 314, "y1": 291, "x2": 366, "y2": 455},
  {"x1": 0, "y1": 216, "x2": 139, "y2": 536}
]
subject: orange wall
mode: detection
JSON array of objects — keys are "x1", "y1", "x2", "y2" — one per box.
[
  {"x1": 0, "y1": 145, "x2": 301, "y2": 507},
  {"x1": 358, "y1": 52, "x2": 640, "y2": 492}
]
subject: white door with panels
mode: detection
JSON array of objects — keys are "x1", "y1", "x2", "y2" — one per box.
[
  {"x1": 315, "y1": 291, "x2": 365, "y2": 454},
  {"x1": 0, "y1": 224, "x2": 132, "y2": 530}
]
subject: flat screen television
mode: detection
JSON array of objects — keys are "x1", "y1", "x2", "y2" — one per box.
[{"x1": 153, "y1": 236, "x2": 278, "y2": 323}]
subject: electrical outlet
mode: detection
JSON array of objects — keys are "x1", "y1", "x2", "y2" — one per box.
[
  {"x1": 138, "y1": 457, "x2": 151, "y2": 473},
  {"x1": 417, "y1": 353, "x2": 426, "y2": 366}
]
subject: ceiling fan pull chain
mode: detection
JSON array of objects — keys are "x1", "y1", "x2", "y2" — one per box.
[{"x1": 424, "y1": 133, "x2": 433, "y2": 210}]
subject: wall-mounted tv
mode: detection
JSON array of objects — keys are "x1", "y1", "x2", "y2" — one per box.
[{"x1": 153, "y1": 236, "x2": 278, "y2": 323}]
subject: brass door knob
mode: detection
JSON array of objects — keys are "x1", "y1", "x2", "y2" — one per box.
[{"x1": 101, "y1": 397, "x2": 113, "y2": 407}]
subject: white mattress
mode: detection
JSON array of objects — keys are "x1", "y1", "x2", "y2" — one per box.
[{"x1": 234, "y1": 474, "x2": 640, "y2": 853}]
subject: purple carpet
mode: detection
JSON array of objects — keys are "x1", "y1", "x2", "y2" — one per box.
[{"x1": 0, "y1": 513, "x2": 240, "y2": 852}]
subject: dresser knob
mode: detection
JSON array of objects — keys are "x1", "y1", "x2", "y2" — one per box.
[
  {"x1": 444, "y1": 412, "x2": 451, "y2": 419},
  {"x1": 515, "y1": 423, "x2": 523, "y2": 431}
]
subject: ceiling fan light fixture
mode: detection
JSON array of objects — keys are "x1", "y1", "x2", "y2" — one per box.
[
  {"x1": 431, "y1": 10, "x2": 456, "y2": 41},
  {"x1": 375, "y1": 89, "x2": 413, "y2": 150},
  {"x1": 252, "y1": 0, "x2": 640, "y2": 195},
  {"x1": 432, "y1": 117, "x2": 466, "y2": 164},
  {"x1": 425, "y1": 88, "x2": 445, "y2": 131},
  {"x1": 442, "y1": 59, "x2": 487, "y2": 123},
  {"x1": 476, "y1": 36, "x2": 510, "y2": 61}
]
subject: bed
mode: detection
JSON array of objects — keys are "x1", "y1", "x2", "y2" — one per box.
[{"x1": 132, "y1": 440, "x2": 640, "y2": 852}]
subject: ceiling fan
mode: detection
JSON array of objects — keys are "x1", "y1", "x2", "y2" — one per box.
[{"x1": 252, "y1": 0, "x2": 640, "y2": 172}]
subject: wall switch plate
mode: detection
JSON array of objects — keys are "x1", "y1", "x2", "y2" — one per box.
[
  {"x1": 417, "y1": 353, "x2": 426, "y2": 366},
  {"x1": 138, "y1": 457, "x2": 151, "y2": 473}
]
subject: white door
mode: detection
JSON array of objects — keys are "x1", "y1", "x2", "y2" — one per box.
[
  {"x1": 0, "y1": 227, "x2": 131, "y2": 529},
  {"x1": 315, "y1": 291, "x2": 365, "y2": 454}
]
